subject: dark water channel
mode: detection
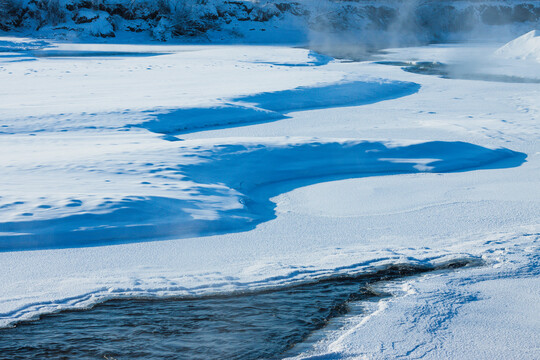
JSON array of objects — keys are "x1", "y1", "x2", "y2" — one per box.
[
  {"x1": 377, "y1": 61, "x2": 540, "y2": 83},
  {"x1": 0, "y1": 260, "x2": 477, "y2": 360}
]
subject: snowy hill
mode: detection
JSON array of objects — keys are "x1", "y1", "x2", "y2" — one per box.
[
  {"x1": 495, "y1": 29, "x2": 540, "y2": 61},
  {"x1": 1, "y1": 0, "x2": 540, "y2": 44}
]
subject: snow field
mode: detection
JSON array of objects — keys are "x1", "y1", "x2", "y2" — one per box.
[{"x1": 0, "y1": 35, "x2": 539, "y2": 358}]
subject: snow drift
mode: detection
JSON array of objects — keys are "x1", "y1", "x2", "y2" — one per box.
[{"x1": 495, "y1": 29, "x2": 540, "y2": 61}]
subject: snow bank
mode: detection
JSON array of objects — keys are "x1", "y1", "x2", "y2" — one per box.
[
  {"x1": 287, "y1": 233, "x2": 540, "y2": 359},
  {"x1": 495, "y1": 29, "x2": 540, "y2": 61}
]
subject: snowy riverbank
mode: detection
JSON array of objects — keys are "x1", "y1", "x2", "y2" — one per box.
[{"x1": 0, "y1": 32, "x2": 539, "y2": 358}]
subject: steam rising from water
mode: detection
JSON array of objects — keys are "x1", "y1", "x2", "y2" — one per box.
[{"x1": 307, "y1": 0, "x2": 540, "y2": 60}]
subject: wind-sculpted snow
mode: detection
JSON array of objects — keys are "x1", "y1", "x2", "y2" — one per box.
[
  {"x1": 495, "y1": 30, "x2": 540, "y2": 62},
  {"x1": 0, "y1": 140, "x2": 525, "y2": 251},
  {"x1": 139, "y1": 80, "x2": 421, "y2": 136},
  {"x1": 140, "y1": 105, "x2": 287, "y2": 136}
]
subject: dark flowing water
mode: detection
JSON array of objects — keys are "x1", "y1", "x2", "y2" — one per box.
[
  {"x1": 377, "y1": 61, "x2": 540, "y2": 83},
  {"x1": 0, "y1": 260, "x2": 477, "y2": 360}
]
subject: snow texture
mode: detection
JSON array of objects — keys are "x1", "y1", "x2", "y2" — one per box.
[{"x1": 496, "y1": 29, "x2": 540, "y2": 62}]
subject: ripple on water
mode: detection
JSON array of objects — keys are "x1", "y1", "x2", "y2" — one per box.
[{"x1": 0, "y1": 260, "x2": 478, "y2": 360}]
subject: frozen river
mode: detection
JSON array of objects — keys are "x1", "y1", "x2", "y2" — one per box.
[{"x1": 0, "y1": 36, "x2": 539, "y2": 358}]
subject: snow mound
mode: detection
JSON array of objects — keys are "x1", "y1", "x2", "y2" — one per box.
[{"x1": 495, "y1": 30, "x2": 540, "y2": 62}]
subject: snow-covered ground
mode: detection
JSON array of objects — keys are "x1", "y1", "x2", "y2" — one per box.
[
  {"x1": 0, "y1": 34, "x2": 539, "y2": 358},
  {"x1": 496, "y1": 29, "x2": 540, "y2": 61}
]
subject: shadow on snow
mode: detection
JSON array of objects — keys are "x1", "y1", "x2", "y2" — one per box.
[
  {"x1": 0, "y1": 140, "x2": 526, "y2": 251},
  {"x1": 136, "y1": 80, "x2": 421, "y2": 136}
]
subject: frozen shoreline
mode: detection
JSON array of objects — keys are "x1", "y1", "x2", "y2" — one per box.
[{"x1": 0, "y1": 38, "x2": 539, "y2": 358}]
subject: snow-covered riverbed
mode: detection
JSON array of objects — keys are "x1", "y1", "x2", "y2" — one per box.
[{"x1": 0, "y1": 37, "x2": 539, "y2": 358}]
